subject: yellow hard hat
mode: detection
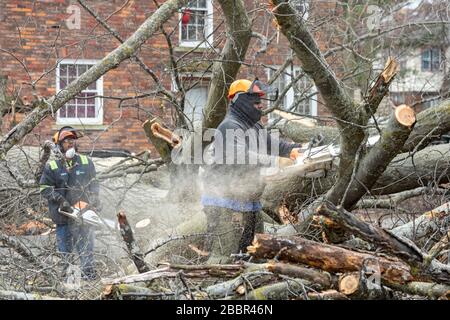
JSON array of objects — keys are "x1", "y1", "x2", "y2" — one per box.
[{"x1": 228, "y1": 79, "x2": 266, "y2": 100}]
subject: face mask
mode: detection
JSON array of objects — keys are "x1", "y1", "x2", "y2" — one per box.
[{"x1": 65, "y1": 147, "x2": 76, "y2": 159}]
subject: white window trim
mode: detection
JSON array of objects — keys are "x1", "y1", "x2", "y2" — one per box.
[
  {"x1": 56, "y1": 59, "x2": 103, "y2": 125},
  {"x1": 266, "y1": 66, "x2": 317, "y2": 120},
  {"x1": 179, "y1": 1, "x2": 214, "y2": 48},
  {"x1": 171, "y1": 74, "x2": 211, "y2": 130}
]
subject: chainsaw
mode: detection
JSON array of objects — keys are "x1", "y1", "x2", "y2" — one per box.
[{"x1": 59, "y1": 201, "x2": 117, "y2": 230}]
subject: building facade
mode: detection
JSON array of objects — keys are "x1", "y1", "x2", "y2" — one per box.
[{"x1": 0, "y1": 1, "x2": 337, "y2": 155}]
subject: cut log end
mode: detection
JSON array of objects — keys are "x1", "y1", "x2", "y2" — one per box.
[
  {"x1": 150, "y1": 122, "x2": 181, "y2": 148},
  {"x1": 395, "y1": 104, "x2": 416, "y2": 127},
  {"x1": 339, "y1": 273, "x2": 360, "y2": 295}
]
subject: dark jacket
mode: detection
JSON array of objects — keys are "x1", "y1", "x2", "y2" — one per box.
[
  {"x1": 39, "y1": 154, "x2": 99, "y2": 225},
  {"x1": 201, "y1": 94, "x2": 300, "y2": 206}
]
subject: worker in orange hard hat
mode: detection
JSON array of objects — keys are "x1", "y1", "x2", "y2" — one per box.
[
  {"x1": 201, "y1": 78, "x2": 303, "y2": 264},
  {"x1": 40, "y1": 126, "x2": 100, "y2": 281}
]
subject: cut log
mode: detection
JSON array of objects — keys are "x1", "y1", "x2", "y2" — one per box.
[
  {"x1": 247, "y1": 234, "x2": 413, "y2": 285},
  {"x1": 206, "y1": 271, "x2": 275, "y2": 299},
  {"x1": 395, "y1": 104, "x2": 416, "y2": 127},
  {"x1": 339, "y1": 272, "x2": 360, "y2": 295},
  {"x1": 317, "y1": 203, "x2": 450, "y2": 285},
  {"x1": 103, "y1": 284, "x2": 155, "y2": 299},
  {"x1": 104, "y1": 264, "x2": 244, "y2": 285},
  {"x1": 307, "y1": 289, "x2": 349, "y2": 300},
  {"x1": 389, "y1": 281, "x2": 450, "y2": 299},
  {"x1": 266, "y1": 261, "x2": 332, "y2": 288},
  {"x1": 228, "y1": 278, "x2": 312, "y2": 300},
  {"x1": 117, "y1": 211, "x2": 150, "y2": 273},
  {"x1": 0, "y1": 290, "x2": 64, "y2": 300},
  {"x1": 142, "y1": 118, "x2": 173, "y2": 163},
  {"x1": 338, "y1": 268, "x2": 392, "y2": 300},
  {"x1": 391, "y1": 202, "x2": 450, "y2": 241}
]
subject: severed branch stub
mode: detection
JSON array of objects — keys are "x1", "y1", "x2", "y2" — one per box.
[
  {"x1": 117, "y1": 211, "x2": 150, "y2": 273},
  {"x1": 395, "y1": 104, "x2": 416, "y2": 128}
]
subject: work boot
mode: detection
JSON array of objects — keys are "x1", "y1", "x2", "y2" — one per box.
[{"x1": 204, "y1": 208, "x2": 245, "y2": 264}]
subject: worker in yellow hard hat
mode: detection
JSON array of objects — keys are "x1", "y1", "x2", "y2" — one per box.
[{"x1": 201, "y1": 78, "x2": 302, "y2": 264}]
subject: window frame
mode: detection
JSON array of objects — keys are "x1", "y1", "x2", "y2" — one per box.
[
  {"x1": 421, "y1": 47, "x2": 442, "y2": 72},
  {"x1": 266, "y1": 66, "x2": 317, "y2": 123},
  {"x1": 55, "y1": 59, "x2": 103, "y2": 125},
  {"x1": 172, "y1": 74, "x2": 211, "y2": 128},
  {"x1": 179, "y1": 0, "x2": 214, "y2": 48}
]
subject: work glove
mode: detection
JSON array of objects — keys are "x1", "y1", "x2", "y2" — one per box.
[
  {"x1": 289, "y1": 148, "x2": 303, "y2": 161},
  {"x1": 59, "y1": 199, "x2": 72, "y2": 213}
]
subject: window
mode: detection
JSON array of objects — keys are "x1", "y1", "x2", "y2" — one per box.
[
  {"x1": 172, "y1": 76, "x2": 210, "y2": 128},
  {"x1": 422, "y1": 48, "x2": 442, "y2": 72},
  {"x1": 179, "y1": 0, "x2": 213, "y2": 47},
  {"x1": 184, "y1": 85, "x2": 208, "y2": 126},
  {"x1": 267, "y1": 66, "x2": 317, "y2": 123},
  {"x1": 56, "y1": 59, "x2": 103, "y2": 125}
]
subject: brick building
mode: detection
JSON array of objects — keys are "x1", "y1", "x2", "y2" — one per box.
[{"x1": 0, "y1": 0, "x2": 333, "y2": 156}]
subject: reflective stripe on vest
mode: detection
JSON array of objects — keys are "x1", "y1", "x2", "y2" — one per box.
[
  {"x1": 49, "y1": 160, "x2": 58, "y2": 170},
  {"x1": 201, "y1": 195, "x2": 262, "y2": 212},
  {"x1": 40, "y1": 184, "x2": 51, "y2": 191},
  {"x1": 79, "y1": 154, "x2": 88, "y2": 165}
]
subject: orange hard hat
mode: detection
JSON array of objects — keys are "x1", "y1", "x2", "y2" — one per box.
[
  {"x1": 228, "y1": 79, "x2": 265, "y2": 100},
  {"x1": 53, "y1": 126, "x2": 81, "y2": 144}
]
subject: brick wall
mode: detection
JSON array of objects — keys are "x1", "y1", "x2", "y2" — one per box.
[{"x1": 0, "y1": 0, "x2": 333, "y2": 155}]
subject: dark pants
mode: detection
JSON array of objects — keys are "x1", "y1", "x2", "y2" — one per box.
[
  {"x1": 56, "y1": 222, "x2": 96, "y2": 279},
  {"x1": 204, "y1": 207, "x2": 263, "y2": 255}
]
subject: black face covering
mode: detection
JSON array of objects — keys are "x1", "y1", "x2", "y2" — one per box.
[{"x1": 230, "y1": 93, "x2": 262, "y2": 125}]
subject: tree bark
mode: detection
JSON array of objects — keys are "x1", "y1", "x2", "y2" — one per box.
[
  {"x1": 339, "y1": 105, "x2": 416, "y2": 209},
  {"x1": 228, "y1": 278, "x2": 312, "y2": 300},
  {"x1": 117, "y1": 211, "x2": 150, "y2": 273},
  {"x1": 316, "y1": 203, "x2": 450, "y2": 285},
  {"x1": 266, "y1": 261, "x2": 332, "y2": 288},
  {"x1": 262, "y1": 143, "x2": 450, "y2": 221},
  {"x1": 0, "y1": 0, "x2": 188, "y2": 159},
  {"x1": 402, "y1": 100, "x2": 450, "y2": 152},
  {"x1": 391, "y1": 201, "x2": 450, "y2": 241},
  {"x1": 206, "y1": 271, "x2": 275, "y2": 299},
  {"x1": 142, "y1": 118, "x2": 175, "y2": 163},
  {"x1": 248, "y1": 234, "x2": 413, "y2": 285},
  {"x1": 389, "y1": 281, "x2": 450, "y2": 299},
  {"x1": 0, "y1": 74, "x2": 7, "y2": 129},
  {"x1": 202, "y1": 0, "x2": 252, "y2": 130},
  {"x1": 307, "y1": 289, "x2": 349, "y2": 300}
]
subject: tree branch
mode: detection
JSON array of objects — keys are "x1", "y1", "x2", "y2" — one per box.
[{"x1": 0, "y1": 0, "x2": 188, "y2": 159}]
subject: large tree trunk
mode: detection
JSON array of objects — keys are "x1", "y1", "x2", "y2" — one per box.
[{"x1": 262, "y1": 143, "x2": 450, "y2": 220}]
